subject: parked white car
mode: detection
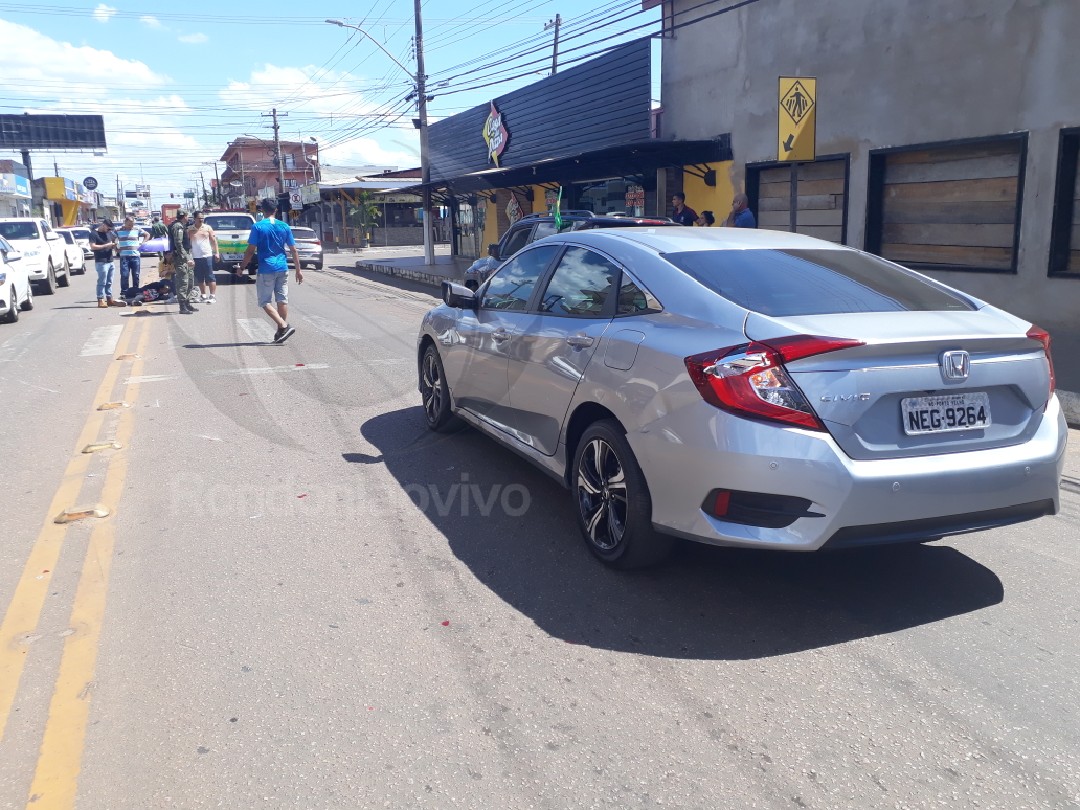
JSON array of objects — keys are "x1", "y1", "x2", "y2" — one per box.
[
  {"x1": 59, "y1": 226, "x2": 93, "y2": 262},
  {"x1": 57, "y1": 229, "x2": 87, "y2": 274},
  {"x1": 0, "y1": 235, "x2": 33, "y2": 323},
  {"x1": 0, "y1": 218, "x2": 71, "y2": 295}
]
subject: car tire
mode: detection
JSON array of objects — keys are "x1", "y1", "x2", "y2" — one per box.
[
  {"x1": 20, "y1": 283, "x2": 33, "y2": 311},
  {"x1": 572, "y1": 420, "x2": 674, "y2": 569},
  {"x1": 3, "y1": 285, "x2": 18, "y2": 323},
  {"x1": 38, "y1": 261, "x2": 57, "y2": 295},
  {"x1": 314, "y1": 261, "x2": 323, "y2": 270},
  {"x1": 57, "y1": 258, "x2": 71, "y2": 287},
  {"x1": 419, "y1": 345, "x2": 454, "y2": 432}
]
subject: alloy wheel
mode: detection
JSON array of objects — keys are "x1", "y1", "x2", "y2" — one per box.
[
  {"x1": 421, "y1": 351, "x2": 444, "y2": 424},
  {"x1": 576, "y1": 437, "x2": 628, "y2": 551}
]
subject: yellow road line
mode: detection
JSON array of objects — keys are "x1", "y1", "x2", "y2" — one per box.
[
  {"x1": 26, "y1": 316, "x2": 152, "y2": 809},
  {"x1": 0, "y1": 318, "x2": 138, "y2": 744}
]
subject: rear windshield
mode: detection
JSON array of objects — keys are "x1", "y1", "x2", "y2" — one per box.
[
  {"x1": 0, "y1": 221, "x2": 40, "y2": 241},
  {"x1": 291, "y1": 228, "x2": 317, "y2": 239},
  {"x1": 205, "y1": 216, "x2": 253, "y2": 231},
  {"x1": 664, "y1": 249, "x2": 976, "y2": 315}
]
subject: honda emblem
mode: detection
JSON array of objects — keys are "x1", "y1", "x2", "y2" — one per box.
[{"x1": 941, "y1": 350, "x2": 970, "y2": 381}]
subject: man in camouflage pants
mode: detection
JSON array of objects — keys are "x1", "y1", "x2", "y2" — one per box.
[{"x1": 168, "y1": 210, "x2": 198, "y2": 314}]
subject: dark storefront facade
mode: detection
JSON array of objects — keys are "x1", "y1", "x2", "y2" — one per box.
[{"x1": 423, "y1": 39, "x2": 731, "y2": 259}]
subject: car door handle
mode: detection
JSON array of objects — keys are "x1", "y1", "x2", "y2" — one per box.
[
  {"x1": 566, "y1": 335, "x2": 594, "y2": 348},
  {"x1": 492, "y1": 328, "x2": 511, "y2": 343}
]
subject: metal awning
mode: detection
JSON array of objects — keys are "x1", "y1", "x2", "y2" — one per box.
[{"x1": 409, "y1": 136, "x2": 732, "y2": 195}]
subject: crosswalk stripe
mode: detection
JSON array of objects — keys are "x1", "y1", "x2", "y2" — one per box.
[
  {"x1": 301, "y1": 313, "x2": 363, "y2": 341},
  {"x1": 0, "y1": 332, "x2": 32, "y2": 363},
  {"x1": 79, "y1": 325, "x2": 125, "y2": 357},
  {"x1": 236, "y1": 318, "x2": 273, "y2": 342},
  {"x1": 126, "y1": 364, "x2": 330, "y2": 385}
]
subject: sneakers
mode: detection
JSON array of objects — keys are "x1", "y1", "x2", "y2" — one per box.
[
  {"x1": 273, "y1": 324, "x2": 296, "y2": 344},
  {"x1": 206, "y1": 294, "x2": 216, "y2": 304}
]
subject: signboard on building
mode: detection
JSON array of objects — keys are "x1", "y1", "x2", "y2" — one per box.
[
  {"x1": 778, "y1": 76, "x2": 816, "y2": 162},
  {"x1": 625, "y1": 184, "x2": 645, "y2": 209},
  {"x1": 505, "y1": 193, "x2": 523, "y2": 225},
  {"x1": 0, "y1": 174, "x2": 31, "y2": 198},
  {"x1": 300, "y1": 183, "x2": 321, "y2": 205},
  {"x1": 83, "y1": 176, "x2": 98, "y2": 190},
  {"x1": 289, "y1": 188, "x2": 303, "y2": 208},
  {"x1": 483, "y1": 101, "x2": 509, "y2": 166}
]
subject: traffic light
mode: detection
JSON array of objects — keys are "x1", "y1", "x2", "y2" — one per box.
[{"x1": 170, "y1": 193, "x2": 175, "y2": 198}]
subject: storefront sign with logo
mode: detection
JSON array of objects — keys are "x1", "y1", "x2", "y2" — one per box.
[
  {"x1": 300, "y1": 183, "x2": 321, "y2": 205},
  {"x1": 0, "y1": 174, "x2": 31, "y2": 198},
  {"x1": 482, "y1": 101, "x2": 509, "y2": 166},
  {"x1": 505, "y1": 192, "x2": 523, "y2": 225},
  {"x1": 625, "y1": 184, "x2": 645, "y2": 209}
]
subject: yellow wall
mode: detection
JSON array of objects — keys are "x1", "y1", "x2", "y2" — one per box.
[
  {"x1": 481, "y1": 194, "x2": 500, "y2": 251},
  {"x1": 681, "y1": 161, "x2": 736, "y2": 225}
]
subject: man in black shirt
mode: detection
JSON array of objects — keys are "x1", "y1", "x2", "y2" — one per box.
[{"x1": 88, "y1": 219, "x2": 126, "y2": 307}]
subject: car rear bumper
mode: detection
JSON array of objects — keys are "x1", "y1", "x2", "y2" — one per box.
[{"x1": 633, "y1": 395, "x2": 1067, "y2": 551}]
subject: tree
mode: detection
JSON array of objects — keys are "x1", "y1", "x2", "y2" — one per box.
[{"x1": 347, "y1": 191, "x2": 382, "y2": 247}]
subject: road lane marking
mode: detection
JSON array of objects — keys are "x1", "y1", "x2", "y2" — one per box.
[
  {"x1": 0, "y1": 332, "x2": 33, "y2": 363},
  {"x1": 236, "y1": 317, "x2": 273, "y2": 342},
  {"x1": 301, "y1": 313, "x2": 362, "y2": 341},
  {"x1": 0, "y1": 318, "x2": 137, "y2": 744},
  {"x1": 78, "y1": 325, "x2": 124, "y2": 357},
  {"x1": 125, "y1": 363, "x2": 330, "y2": 384},
  {"x1": 26, "y1": 316, "x2": 152, "y2": 809}
]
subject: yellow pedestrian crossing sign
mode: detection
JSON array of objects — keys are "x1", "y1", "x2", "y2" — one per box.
[{"x1": 778, "y1": 77, "x2": 816, "y2": 162}]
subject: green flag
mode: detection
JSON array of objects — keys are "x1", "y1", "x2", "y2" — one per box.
[{"x1": 553, "y1": 187, "x2": 563, "y2": 231}]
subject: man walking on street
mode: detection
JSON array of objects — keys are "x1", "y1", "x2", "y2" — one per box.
[
  {"x1": 671, "y1": 193, "x2": 698, "y2": 226},
  {"x1": 168, "y1": 210, "x2": 198, "y2": 314},
  {"x1": 115, "y1": 215, "x2": 148, "y2": 299},
  {"x1": 89, "y1": 219, "x2": 126, "y2": 308},
  {"x1": 188, "y1": 211, "x2": 220, "y2": 304},
  {"x1": 237, "y1": 198, "x2": 302, "y2": 343}
]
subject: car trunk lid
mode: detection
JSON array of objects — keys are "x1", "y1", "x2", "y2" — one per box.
[{"x1": 745, "y1": 310, "x2": 1053, "y2": 460}]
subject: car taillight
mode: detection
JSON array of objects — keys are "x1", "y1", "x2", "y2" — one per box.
[
  {"x1": 1026, "y1": 325, "x2": 1055, "y2": 395},
  {"x1": 684, "y1": 335, "x2": 864, "y2": 430}
]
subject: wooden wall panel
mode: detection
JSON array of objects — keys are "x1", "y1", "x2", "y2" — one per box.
[
  {"x1": 877, "y1": 138, "x2": 1022, "y2": 271},
  {"x1": 754, "y1": 159, "x2": 846, "y2": 243}
]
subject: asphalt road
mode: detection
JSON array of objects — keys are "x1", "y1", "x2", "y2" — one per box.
[{"x1": 0, "y1": 255, "x2": 1078, "y2": 810}]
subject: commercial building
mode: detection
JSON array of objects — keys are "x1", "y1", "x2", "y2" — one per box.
[
  {"x1": 218, "y1": 137, "x2": 322, "y2": 209},
  {"x1": 655, "y1": 0, "x2": 1080, "y2": 407},
  {"x1": 422, "y1": 39, "x2": 730, "y2": 260},
  {"x1": 0, "y1": 161, "x2": 32, "y2": 218}
]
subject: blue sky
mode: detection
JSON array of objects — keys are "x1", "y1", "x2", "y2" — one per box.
[{"x1": 0, "y1": 1, "x2": 660, "y2": 207}]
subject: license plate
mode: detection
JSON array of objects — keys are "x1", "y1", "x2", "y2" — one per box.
[
  {"x1": 901, "y1": 392, "x2": 991, "y2": 435},
  {"x1": 222, "y1": 252, "x2": 244, "y2": 261}
]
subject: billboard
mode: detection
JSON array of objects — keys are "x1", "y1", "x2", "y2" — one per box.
[{"x1": 0, "y1": 114, "x2": 107, "y2": 151}]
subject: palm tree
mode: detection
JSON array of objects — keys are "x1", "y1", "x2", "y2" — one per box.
[{"x1": 347, "y1": 192, "x2": 382, "y2": 247}]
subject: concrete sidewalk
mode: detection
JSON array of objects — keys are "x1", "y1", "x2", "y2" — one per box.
[{"x1": 346, "y1": 247, "x2": 1080, "y2": 428}]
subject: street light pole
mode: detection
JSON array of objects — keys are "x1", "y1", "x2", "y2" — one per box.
[{"x1": 326, "y1": 14, "x2": 434, "y2": 265}]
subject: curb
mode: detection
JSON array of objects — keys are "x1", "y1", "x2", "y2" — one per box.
[
  {"x1": 354, "y1": 261, "x2": 456, "y2": 289},
  {"x1": 1057, "y1": 389, "x2": 1080, "y2": 429}
]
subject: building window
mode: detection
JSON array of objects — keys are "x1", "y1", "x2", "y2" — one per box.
[
  {"x1": 746, "y1": 156, "x2": 848, "y2": 244},
  {"x1": 866, "y1": 134, "x2": 1026, "y2": 274},
  {"x1": 1049, "y1": 128, "x2": 1080, "y2": 276},
  {"x1": 283, "y1": 154, "x2": 296, "y2": 170}
]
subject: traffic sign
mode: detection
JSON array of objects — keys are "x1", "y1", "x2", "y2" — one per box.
[
  {"x1": 83, "y1": 176, "x2": 98, "y2": 190},
  {"x1": 778, "y1": 77, "x2": 816, "y2": 162},
  {"x1": 183, "y1": 191, "x2": 195, "y2": 199}
]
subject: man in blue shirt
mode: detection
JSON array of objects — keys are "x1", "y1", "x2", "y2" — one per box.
[
  {"x1": 114, "y1": 215, "x2": 148, "y2": 298},
  {"x1": 237, "y1": 197, "x2": 302, "y2": 343},
  {"x1": 724, "y1": 193, "x2": 757, "y2": 228}
]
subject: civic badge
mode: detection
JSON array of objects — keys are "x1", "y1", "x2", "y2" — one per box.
[{"x1": 940, "y1": 350, "x2": 970, "y2": 381}]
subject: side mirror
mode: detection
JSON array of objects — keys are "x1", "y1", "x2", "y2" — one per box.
[
  {"x1": 4, "y1": 249, "x2": 21, "y2": 262},
  {"x1": 46, "y1": 232, "x2": 60, "y2": 241},
  {"x1": 487, "y1": 243, "x2": 500, "y2": 259},
  {"x1": 442, "y1": 281, "x2": 478, "y2": 310}
]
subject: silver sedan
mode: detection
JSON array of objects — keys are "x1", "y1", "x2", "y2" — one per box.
[{"x1": 417, "y1": 228, "x2": 1065, "y2": 568}]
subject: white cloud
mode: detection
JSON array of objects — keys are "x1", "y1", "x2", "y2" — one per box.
[
  {"x1": 178, "y1": 32, "x2": 208, "y2": 44},
  {"x1": 321, "y1": 137, "x2": 417, "y2": 171},
  {"x1": 0, "y1": 19, "x2": 166, "y2": 86},
  {"x1": 140, "y1": 16, "x2": 164, "y2": 29},
  {"x1": 93, "y1": 3, "x2": 117, "y2": 22}
]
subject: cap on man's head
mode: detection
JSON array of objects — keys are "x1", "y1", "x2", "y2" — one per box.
[
  {"x1": 176, "y1": 209, "x2": 189, "y2": 218},
  {"x1": 259, "y1": 197, "x2": 278, "y2": 212}
]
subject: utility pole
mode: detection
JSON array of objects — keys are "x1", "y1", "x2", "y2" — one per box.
[
  {"x1": 53, "y1": 160, "x2": 60, "y2": 177},
  {"x1": 545, "y1": 14, "x2": 561, "y2": 74},
  {"x1": 263, "y1": 108, "x2": 288, "y2": 196},
  {"x1": 211, "y1": 162, "x2": 221, "y2": 204},
  {"x1": 198, "y1": 170, "x2": 207, "y2": 210},
  {"x1": 415, "y1": 0, "x2": 434, "y2": 265}
]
